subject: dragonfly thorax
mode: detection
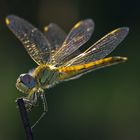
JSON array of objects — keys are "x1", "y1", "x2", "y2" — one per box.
[{"x1": 34, "y1": 65, "x2": 59, "y2": 89}]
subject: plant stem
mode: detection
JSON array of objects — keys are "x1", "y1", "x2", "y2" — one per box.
[{"x1": 16, "y1": 98, "x2": 34, "y2": 140}]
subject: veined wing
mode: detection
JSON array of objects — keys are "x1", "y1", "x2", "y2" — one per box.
[
  {"x1": 50, "y1": 19, "x2": 94, "y2": 66},
  {"x1": 44, "y1": 23, "x2": 81, "y2": 64},
  {"x1": 64, "y1": 27, "x2": 129, "y2": 66},
  {"x1": 6, "y1": 15, "x2": 51, "y2": 65},
  {"x1": 58, "y1": 56, "x2": 127, "y2": 81},
  {"x1": 44, "y1": 23, "x2": 67, "y2": 51}
]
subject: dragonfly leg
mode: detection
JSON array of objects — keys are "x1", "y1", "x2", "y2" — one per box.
[
  {"x1": 31, "y1": 93, "x2": 48, "y2": 129},
  {"x1": 18, "y1": 97, "x2": 33, "y2": 112},
  {"x1": 20, "y1": 93, "x2": 38, "y2": 112}
]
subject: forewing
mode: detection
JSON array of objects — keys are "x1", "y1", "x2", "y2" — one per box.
[
  {"x1": 65, "y1": 27, "x2": 129, "y2": 66},
  {"x1": 51, "y1": 19, "x2": 94, "y2": 66},
  {"x1": 44, "y1": 23, "x2": 67, "y2": 51},
  {"x1": 6, "y1": 15, "x2": 51, "y2": 65}
]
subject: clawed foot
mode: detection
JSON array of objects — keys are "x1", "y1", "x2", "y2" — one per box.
[
  {"x1": 15, "y1": 97, "x2": 34, "y2": 112},
  {"x1": 23, "y1": 98, "x2": 34, "y2": 112}
]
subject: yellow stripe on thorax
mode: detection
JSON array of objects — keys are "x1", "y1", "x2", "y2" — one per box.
[
  {"x1": 59, "y1": 57, "x2": 113, "y2": 73},
  {"x1": 32, "y1": 64, "x2": 48, "y2": 77},
  {"x1": 5, "y1": 18, "x2": 10, "y2": 25}
]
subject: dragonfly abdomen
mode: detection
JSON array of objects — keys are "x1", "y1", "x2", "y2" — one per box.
[{"x1": 59, "y1": 57, "x2": 113, "y2": 73}]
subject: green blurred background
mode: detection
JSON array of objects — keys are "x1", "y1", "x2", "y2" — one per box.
[{"x1": 0, "y1": 0, "x2": 139, "y2": 140}]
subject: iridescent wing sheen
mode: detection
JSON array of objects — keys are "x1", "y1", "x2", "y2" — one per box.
[
  {"x1": 44, "y1": 23, "x2": 67, "y2": 51},
  {"x1": 64, "y1": 27, "x2": 129, "y2": 66},
  {"x1": 6, "y1": 15, "x2": 51, "y2": 65},
  {"x1": 50, "y1": 19, "x2": 94, "y2": 66}
]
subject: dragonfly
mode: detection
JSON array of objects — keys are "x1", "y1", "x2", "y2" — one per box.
[{"x1": 6, "y1": 15, "x2": 129, "y2": 128}]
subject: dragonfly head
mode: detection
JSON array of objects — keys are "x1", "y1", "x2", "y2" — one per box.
[{"x1": 16, "y1": 73, "x2": 36, "y2": 94}]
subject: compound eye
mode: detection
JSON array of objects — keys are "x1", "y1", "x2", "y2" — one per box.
[{"x1": 20, "y1": 74, "x2": 35, "y2": 88}]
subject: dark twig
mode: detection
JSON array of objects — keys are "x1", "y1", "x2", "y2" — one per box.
[{"x1": 16, "y1": 98, "x2": 34, "y2": 140}]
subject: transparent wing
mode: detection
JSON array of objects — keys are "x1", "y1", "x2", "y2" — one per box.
[
  {"x1": 6, "y1": 15, "x2": 51, "y2": 65},
  {"x1": 50, "y1": 19, "x2": 94, "y2": 66},
  {"x1": 64, "y1": 27, "x2": 129, "y2": 66},
  {"x1": 44, "y1": 23, "x2": 67, "y2": 51}
]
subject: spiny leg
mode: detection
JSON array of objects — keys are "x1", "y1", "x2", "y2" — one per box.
[
  {"x1": 21, "y1": 92, "x2": 38, "y2": 112},
  {"x1": 31, "y1": 93, "x2": 48, "y2": 129}
]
